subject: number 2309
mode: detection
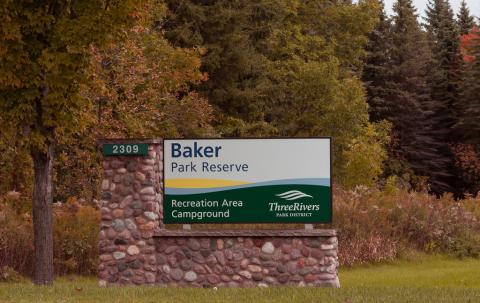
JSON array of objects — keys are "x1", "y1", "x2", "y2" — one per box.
[{"x1": 112, "y1": 144, "x2": 139, "y2": 154}]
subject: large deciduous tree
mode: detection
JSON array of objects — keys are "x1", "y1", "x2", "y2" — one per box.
[
  {"x1": 261, "y1": 0, "x2": 381, "y2": 174},
  {"x1": 83, "y1": 25, "x2": 213, "y2": 139},
  {"x1": 0, "y1": 0, "x2": 151, "y2": 285}
]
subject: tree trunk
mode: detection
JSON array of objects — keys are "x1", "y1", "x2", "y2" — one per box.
[{"x1": 31, "y1": 142, "x2": 55, "y2": 285}]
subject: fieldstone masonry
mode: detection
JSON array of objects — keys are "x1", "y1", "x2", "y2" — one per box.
[{"x1": 98, "y1": 139, "x2": 339, "y2": 287}]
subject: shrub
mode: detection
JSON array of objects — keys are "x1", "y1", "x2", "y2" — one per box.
[
  {"x1": 1, "y1": 186, "x2": 479, "y2": 276},
  {"x1": 339, "y1": 232, "x2": 399, "y2": 266},
  {"x1": 0, "y1": 200, "x2": 34, "y2": 276},
  {"x1": 53, "y1": 197, "x2": 100, "y2": 275},
  {"x1": 0, "y1": 194, "x2": 99, "y2": 277},
  {"x1": 0, "y1": 266, "x2": 25, "y2": 283},
  {"x1": 450, "y1": 143, "x2": 480, "y2": 194},
  {"x1": 339, "y1": 121, "x2": 390, "y2": 189},
  {"x1": 333, "y1": 186, "x2": 480, "y2": 266}
]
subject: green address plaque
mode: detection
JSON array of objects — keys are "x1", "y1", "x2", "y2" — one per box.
[{"x1": 103, "y1": 143, "x2": 148, "y2": 156}]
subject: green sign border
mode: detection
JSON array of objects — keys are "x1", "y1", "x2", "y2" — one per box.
[{"x1": 103, "y1": 143, "x2": 148, "y2": 156}]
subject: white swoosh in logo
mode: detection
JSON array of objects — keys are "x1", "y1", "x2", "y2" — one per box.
[{"x1": 276, "y1": 190, "x2": 313, "y2": 201}]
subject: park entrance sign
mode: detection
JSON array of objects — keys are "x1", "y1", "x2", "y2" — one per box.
[
  {"x1": 99, "y1": 138, "x2": 339, "y2": 287},
  {"x1": 163, "y1": 138, "x2": 331, "y2": 224}
]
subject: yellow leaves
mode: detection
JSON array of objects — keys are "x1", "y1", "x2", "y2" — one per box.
[
  {"x1": 340, "y1": 121, "x2": 391, "y2": 189},
  {"x1": 0, "y1": 73, "x2": 23, "y2": 88},
  {"x1": 126, "y1": 0, "x2": 165, "y2": 27},
  {"x1": 0, "y1": 0, "x2": 165, "y2": 146}
]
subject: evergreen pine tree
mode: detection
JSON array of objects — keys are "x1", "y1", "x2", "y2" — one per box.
[
  {"x1": 363, "y1": 2, "x2": 413, "y2": 179},
  {"x1": 424, "y1": 0, "x2": 461, "y2": 127},
  {"x1": 457, "y1": 0, "x2": 476, "y2": 35},
  {"x1": 364, "y1": 0, "x2": 452, "y2": 192},
  {"x1": 453, "y1": 33, "x2": 480, "y2": 194},
  {"x1": 424, "y1": 0, "x2": 463, "y2": 194},
  {"x1": 363, "y1": 1, "x2": 393, "y2": 122},
  {"x1": 456, "y1": 36, "x2": 480, "y2": 144},
  {"x1": 163, "y1": 0, "x2": 275, "y2": 136}
]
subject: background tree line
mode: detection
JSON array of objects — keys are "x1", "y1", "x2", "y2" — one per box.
[
  {"x1": 0, "y1": 0, "x2": 391, "y2": 208},
  {"x1": 161, "y1": 0, "x2": 480, "y2": 196},
  {"x1": 0, "y1": 0, "x2": 479, "y2": 283},
  {"x1": 364, "y1": 0, "x2": 479, "y2": 196}
]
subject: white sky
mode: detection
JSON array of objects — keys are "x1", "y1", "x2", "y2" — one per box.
[{"x1": 383, "y1": 0, "x2": 479, "y2": 18}]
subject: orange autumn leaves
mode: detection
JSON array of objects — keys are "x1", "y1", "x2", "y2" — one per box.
[
  {"x1": 82, "y1": 25, "x2": 213, "y2": 139},
  {"x1": 460, "y1": 26, "x2": 479, "y2": 63}
]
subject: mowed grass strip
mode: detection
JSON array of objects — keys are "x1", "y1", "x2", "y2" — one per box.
[{"x1": 1, "y1": 256, "x2": 479, "y2": 303}]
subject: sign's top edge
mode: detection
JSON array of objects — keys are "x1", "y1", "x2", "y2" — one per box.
[
  {"x1": 98, "y1": 138, "x2": 163, "y2": 145},
  {"x1": 164, "y1": 137, "x2": 331, "y2": 141},
  {"x1": 98, "y1": 137, "x2": 332, "y2": 147}
]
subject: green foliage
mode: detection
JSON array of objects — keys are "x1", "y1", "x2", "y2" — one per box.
[
  {"x1": 0, "y1": 0, "x2": 388, "y2": 195},
  {"x1": 424, "y1": 0, "x2": 463, "y2": 194},
  {"x1": 164, "y1": 0, "x2": 386, "y2": 185},
  {"x1": 268, "y1": 60, "x2": 366, "y2": 134},
  {"x1": 53, "y1": 138, "x2": 102, "y2": 203},
  {"x1": 390, "y1": 0, "x2": 450, "y2": 193},
  {"x1": 363, "y1": 0, "x2": 455, "y2": 194},
  {"x1": 299, "y1": 0, "x2": 380, "y2": 71},
  {"x1": 52, "y1": 12, "x2": 216, "y2": 202},
  {"x1": 0, "y1": 2, "x2": 169, "y2": 283},
  {"x1": 163, "y1": 0, "x2": 385, "y2": 182},
  {"x1": 339, "y1": 121, "x2": 390, "y2": 189},
  {"x1": 362, "y1": 2, "x2": 392, "y2": 122},
  {"x1": 383, "y1": 175, "x2": 402, "y2": 195},
  {"x1": 0, "y1": 1, "x2": 216, "y2": 202},
  {"x1": 262, "y1": 1, "x2": 385, "y2": 183},
  {"x1": 0, "y1": 0, "x2": 152, "y2": 149},
  {"x1": 445, "y1": 230, "x2": 480, "y2": 259},
  {"x1": 362, "y1": 0, "x2": 480, "y2": 195},
  {"x1": 164, "y1": 0, "x2": 272, "y2": 133}
]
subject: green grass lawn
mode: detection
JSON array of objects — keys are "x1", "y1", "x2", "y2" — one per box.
[{"x1": 1, "y1": 256, "x2": 479, "y2": 303}]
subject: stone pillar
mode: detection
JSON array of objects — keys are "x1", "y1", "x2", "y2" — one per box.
[{"x1": 98, "y1": 139, "x2": 163, "y2": 285}]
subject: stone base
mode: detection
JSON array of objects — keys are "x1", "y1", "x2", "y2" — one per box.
[{"x1": 99, "y1": 229, "x2": 339, "y2": 288}]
